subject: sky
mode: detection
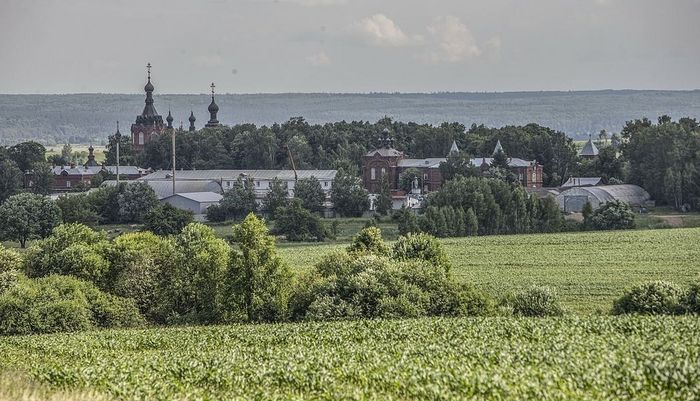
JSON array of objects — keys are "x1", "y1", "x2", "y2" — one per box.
[{"x1": 1, "y1": 0, "x2": 699, "y2": 94}]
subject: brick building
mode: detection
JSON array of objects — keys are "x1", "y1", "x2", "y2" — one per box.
[{"x1": 362, "y1": 138, "x2": 543, "y2": 194}]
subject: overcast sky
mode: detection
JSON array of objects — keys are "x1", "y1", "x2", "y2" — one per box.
[{"x1": 1, "y1": 0, "x2": 699, "y2": 94}]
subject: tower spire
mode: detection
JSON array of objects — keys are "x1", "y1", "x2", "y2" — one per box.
[
  {"x1": 142, "y1": 62, "x2": 158, "y2": 117},
  {"x1": 205, "y1": 82, "x2": 220, "y2": 128},
  {"x1": 189, "y1": 110, "x2": 196, "y2": 132}
]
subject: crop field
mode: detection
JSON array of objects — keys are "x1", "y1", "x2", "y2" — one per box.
[
  {"x1": 0, "y1": 317, "x2": 698, "y2": 400},
  {"x1": 278, "y1": 228, "x2": 700, "y2": 314}
]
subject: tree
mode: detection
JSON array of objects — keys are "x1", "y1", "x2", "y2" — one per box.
[
  {"x1": 399, "y1": 168, "x2": 422, "y2": 192},
  {"x1": 226, "y1": 213, "x2": 292, "y2": 322},
  {"x1": 396, "y1": 207, "x2": 420, "y2": 236},
  {"x1": 439, "y1": 152, "x2": 478, "y2": 182},
  {"x1": 105, "y1": 133, "x2": 137, "y2": 166},
  {"x1": 117, "y1": 182, "x2": 159, "y2": 223},
  {"x1": 263, "y1": 178, "x2": 289, "y2": 219},
  {"x1": 593, "y1": 146, "x2": 623, "y2": 183},
  {"x1": 581, "y1": 201, "x2": 594, "y2": 230},
  {"x1": 8, "y1": 141, "x2": 46, "y2": 172},
  {"x1": 375, "y1": 174, "x2": 392, "y2": 215},
  {"x1": 591, "y1": 200, "x2": 635, "y2": 230},
  {"x1": 219, "y1": 177, "x2": 257, "y2": 220},
  {"x1": 293, "y1": 176, "x2": 325, "y2": 213},
  {"x1": 56, "y1": 193, "x2": 99, "y2": 225},
  {"x1": 144, "y1": 203, "x2": 194, "y2": 236},
  {"x1": 347, "y1": 226, "x2": 389, "y2": 256},
  {"x1": 0, "y1": 193, "x2": 62, "y2": 248},
  {"x1": 465, "y1": 208, "x2": 478, "y2": 236},
  {"x1": 0, "y1": 159, "x2": 23, "y2": 203},
  {"x1": 274, "y1": 199, "x2": 326, "y2": 241},
  {"x1": 29, "y1": 162, "x2": 54, "y2": 195},
  {"x1": 61, "y1": 144, "x2": 73, "y2": 161},
  {"x1": 331, "y1": 169, "x2": 369, "y2": 217}
]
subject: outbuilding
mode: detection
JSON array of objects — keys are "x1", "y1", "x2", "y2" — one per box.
[
  {"x1": 160, "y1": 192, "x2": 223, "y2": 215},
  {"x1": 556, "y1": 184, "x2": 652, "y2": 212}
]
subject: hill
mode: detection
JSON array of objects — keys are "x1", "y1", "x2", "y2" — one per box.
[{"x1": 1, "y1": 90, "x2": 699, "y2": 145}]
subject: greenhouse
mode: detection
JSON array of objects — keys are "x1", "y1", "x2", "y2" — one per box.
[{"x1": 555, "y1": 184, "x2": 652, "y2": 212}]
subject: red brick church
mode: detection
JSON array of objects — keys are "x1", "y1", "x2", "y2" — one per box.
[{"x1": 362, "y1": 135, "x2": 543, "y2": 194}]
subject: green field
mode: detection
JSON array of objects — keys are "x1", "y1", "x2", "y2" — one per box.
[
  {"x1": 279, "y1": 228, "x2": 700, "y2": 314},
  {"x1": 1, "y1": 317, "x2": 698, "y2": 400}
]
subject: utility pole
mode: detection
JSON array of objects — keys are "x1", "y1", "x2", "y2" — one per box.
[
  {"x1": 115, "y1": 121, "x2": 121, "y2": 184},
  {"x1": 172, "y1": 125, "x2": 176, "y2": 196}
]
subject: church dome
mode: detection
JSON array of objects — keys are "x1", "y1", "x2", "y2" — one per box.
[
  {"x1": 189, "y1": 111, "x2": 196, "y2": 122},
  {"x1": 208, "y1": 99, "x2": 219, "y2": 113},
  {"x1": 144, "y1": 79, "x2": 154, "y2": 92}
]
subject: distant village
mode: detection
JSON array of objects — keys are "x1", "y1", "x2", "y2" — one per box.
[{"x1": 35, "y1": 65, "x2": 653, "y2": 219}]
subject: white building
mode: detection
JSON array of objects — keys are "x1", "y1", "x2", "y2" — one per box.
[{"x1": 161, "y1": 192, "x2": 223, "y2": 215}]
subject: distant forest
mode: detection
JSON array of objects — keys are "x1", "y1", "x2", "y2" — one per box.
[{"x1": 1, "y1": 90, "x2": 699, "y2": 145}]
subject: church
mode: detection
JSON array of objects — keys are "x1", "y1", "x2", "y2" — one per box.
[
  {"x1": 362, "y1": 135, "x2": 544, "y2": 194},
  {"x1": 130, "y1": 63, "x2": 221, "y2": 152}
]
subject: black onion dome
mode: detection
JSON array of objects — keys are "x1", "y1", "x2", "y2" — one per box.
[
  {"x1": 144, "y1": 79, "x2": 154, "y2": 92},
  {"x1": 208, "y1": 98, "x2": 219, "y2": 113},
  {"x1": 189, "y1": 111, "x2": 196, "y2": 122},
  {"x1": 166, "y1": 110, "x2": 174, "y2": 124}
]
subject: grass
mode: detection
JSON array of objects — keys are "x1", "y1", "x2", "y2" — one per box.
[
  {"x1": 278, "y1": 228, "x2": 700, "y2": 314},
  {"x1": 0, "y1": 317, "x2": 698, "y2": 400}
]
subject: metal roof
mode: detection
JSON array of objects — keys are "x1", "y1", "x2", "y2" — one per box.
[
  {"x1": 561, "y1": 177, "x2": 603, "y2": 188},
  {"x1": 139, "y1": 169, "x2": 337, "y2": 181},
  {"x1": 102, "y1": 179, "x2": 223, "y2": 200},
  {"x1": 579, "y1": 138, "x2": 599, "y2": 156},
  {"x1": 365, "y1": 148, "x2": 404, "y2": 157},
  {"x1": 52, "y1": 165, "x2": 145, "y2": 176},
  {"x1": 398, "y1": 157, "x2": 534, "y2": 169},
  {"x1": 556, "y1": 184, "x2": 650, "y2": 206},
  {"x1": 163, "y1": 192, "x2": 223, "y2": 203}
]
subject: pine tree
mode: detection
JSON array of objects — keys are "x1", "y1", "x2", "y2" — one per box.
[
  {"x1": 375, "y1": 174, "x2": 392, "y2": 216},
  {"x1": 465, "y1": 208, "x2": 479, "y2": 236}
]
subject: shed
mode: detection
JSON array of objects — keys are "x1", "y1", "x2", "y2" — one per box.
[
  {"x1": 160, "y1": 192, "x2": 223, "y2": 214},
  {"x1": 556, "y1": 185, "x2": 652, "y2": 212}
]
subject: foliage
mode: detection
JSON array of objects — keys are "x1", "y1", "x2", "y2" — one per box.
[
  {"x1": 7, "y1": 141, "x2": 46, "y2": 171},
  {"x1": 28, "y1": 162, "x2": 54, "y2": 195},
  {"x1": 613, "y1": 281, "x2": 686, "y2": 315},
  {"x1": 0, "y1": 246, "x2": 23, "y2": 273},
  {"x1": 0, "y1": 273, "x2": 143, "y2": 335},
  {"x1": 439, "y1": 151, "x2": 479, "y2": 182},
  {"x1": 683, "y1": 284, "x2": 700, "y2": 314},
  {"x1": 396, "y1": 207, "x2": 420, "y2": 236},
  {"x1": 262, "y1": 178, "x2": 289, "y2": 218},
  {"x1": 391, "y1": 233, "x2": 451, "y2": 273},
  {"x1": 274, "y1": 199, "x2": 327, "y2": 241},
  {"x1": 218, "y1": 177, "x2": 257, "y2": 220},
  {"x1": 0, "y1": 193, "x2": 62, "y2": 248},
  {"x1": 205, "y1": 204, "x2": 228, "y2": 222},
  {"x1": 226, "y1": 213, "x2": 292, "y2": 322},
  {"x1": 117, "y1": 182, "x2": 159, "y2": 223},
  {"x1": 509, "y1": 286, "x2": 565, "y2": 317},
  {"x1": 347, "y1": 227, "x2": 389, "y2": 256},
  {"x1": 143, "y1": 203, "x2": 194, "y2": 236},
  {"x1": 0, "y1": 159, "x2": 23, "y2": 203},
  {"x1": 157, "y1": 223, "x2": 230, "y2": 324},
  {"x1": 331, "y1": 169, "x2": 369, "y2": 217},
  {"x1": 591, "y1": 200, "x2": 635, "y2": 230},
  {"x1": 375, "y1": 174, "x2": 392, "y2": 216},
  {"x1": 56, "y1": 193, "x2": 99, "y2": 225},
  {"x1": 293, "y1": 176, "x2": 325, "y2": 213}
]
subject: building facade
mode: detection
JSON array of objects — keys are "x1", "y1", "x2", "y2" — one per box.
[{"x1": 362, "y1": 139, "x2": 544, "y2": 194}]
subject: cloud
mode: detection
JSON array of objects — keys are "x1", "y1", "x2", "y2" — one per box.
[
  {"x1": 306, "y1": 52, "x2": 332, "y2": 66},
  {"x1": 422, "y1": 16, "x2": 481, "y2": 63},
  {"x1": 353, "y1": 14, "x2": 420, "y2": 47}
]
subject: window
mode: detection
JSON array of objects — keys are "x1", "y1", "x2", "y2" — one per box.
[
  {"x1": 256, "y1": 181, "x2": 260, "y2": 187},
  {"x1": 370, "y1": 168, "x2": 376, "y2": 180},
  {"x1": 66, "y1": 181, "x2": 71, "y2": 188},
  {"x1": 423, "y1": 173, "x2": 428, "y2": 181},
  {"x1": 324, "y1": 181, "x2": 328, "y2": 187},
  {"x1": 381, "y1": 167, "x2": 386, "y2": 177},
  {"x1": 532, "y1": 171, "x2": 537, "y2": 181},
  {"x1": 138, "y1": 132, "x2": 145, "y2": 145},
  {"x1": 227, "y1": 181, "x2": 231, "y2": 187}
]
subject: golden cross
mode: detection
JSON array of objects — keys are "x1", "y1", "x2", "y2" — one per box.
[
  {"x1": 211, "y1": 82, "x2": 215, "y2": 96},
  {"x1": 147, "y1": 62, "x2": 152, "y2": 79}
]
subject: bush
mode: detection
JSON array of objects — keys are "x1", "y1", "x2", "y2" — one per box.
[
  {"x1": 391, "y1": 233, "x2": 451, "y2": 273},
  {"x1": 510, "y1": 286, "x2": 565, "y2": 317},
  {"x1": 0, "y1": 247, "x2": 22, "y2": 273},
  {"x1": 297, "y1": 255, "x2": 493, "y2": 321},
  {"x1": 205, "y1": 204, "x2": 228, "y2": 222},
  {"x1": 683, "y1": 284, "x2": 700, "y2": 314},
  {"x1": 591, "y1": 200, "x2": 635, "y2": 230},
  {"x1": 0, "y1": 273, "x2": 144, "y2": 335},
  {"x1": 143, "y1": 203, "x2": 194, "y2": 236},
  {"x1": 347, "y1": 227, "x2": 389, "y2": 256},
  {"x1": 274, "y1": 199, "x2": 326, "y2": 241},
  {"x1": 613, "y1": 281, "x2": 686, "y2": 315}
]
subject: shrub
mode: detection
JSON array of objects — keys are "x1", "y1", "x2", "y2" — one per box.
[
  {"x1": 143, "y1": 203, "x2": 194, "y2": 236},
  {"x1": 205, "y1": 204, "x2": 228, "y2": 222},
  {"x1": 0, "y1": 273, "x2": 144, "y2": 335},
  {"x1": 613, "y1": 281, "x2": 686, "y2": 315},
  {"x1": 347, "y1": 227, "x2": 389, "y2": 256},
  {"x1": 274, "y1": 199, "x2": 326, "y2": 241},
  {"x1": 0, "y1": 247, "x2": 23, "y2": 273},
  {"x1": 396, "y1": 207, "x2": 420, "y2": 236},
  {"x1": 591, "y1": 200, "x2": 635, "y2": 230},
  {"x1": 391, "y1": 233, "x2": 451, "y2": 273},
  {"x1": 682, "y1": 284, "x2": 700, "y2": 314},
  {"x1": 510, "y1": 286, "x2": 565, "y2": 317}
]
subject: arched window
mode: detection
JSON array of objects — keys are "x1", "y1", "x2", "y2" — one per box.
[
  {"x1": 139, "y1": 132, "x2": 145, "y2": 145},
  {"x1": 381, "y1": 167, "x2": 386, "y2": 177},
  {"x1": 370, "y1": 168, "x2": 376, "y2": 180},
  {"x1": 532, "y1": 171, "x2": 537, "y2": 181}
]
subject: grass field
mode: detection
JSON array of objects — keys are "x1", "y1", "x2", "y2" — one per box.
[
  {"x1": 1, "y1": 317, "x2": 698, "y2": 400},
  {"x1": 278, "y1": 228, "x2": 700, "y2": 314}
]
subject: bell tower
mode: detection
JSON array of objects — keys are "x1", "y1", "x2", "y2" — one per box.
[{"x1": 131, "y1": 62, "x2": 164, "y2": 153}]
